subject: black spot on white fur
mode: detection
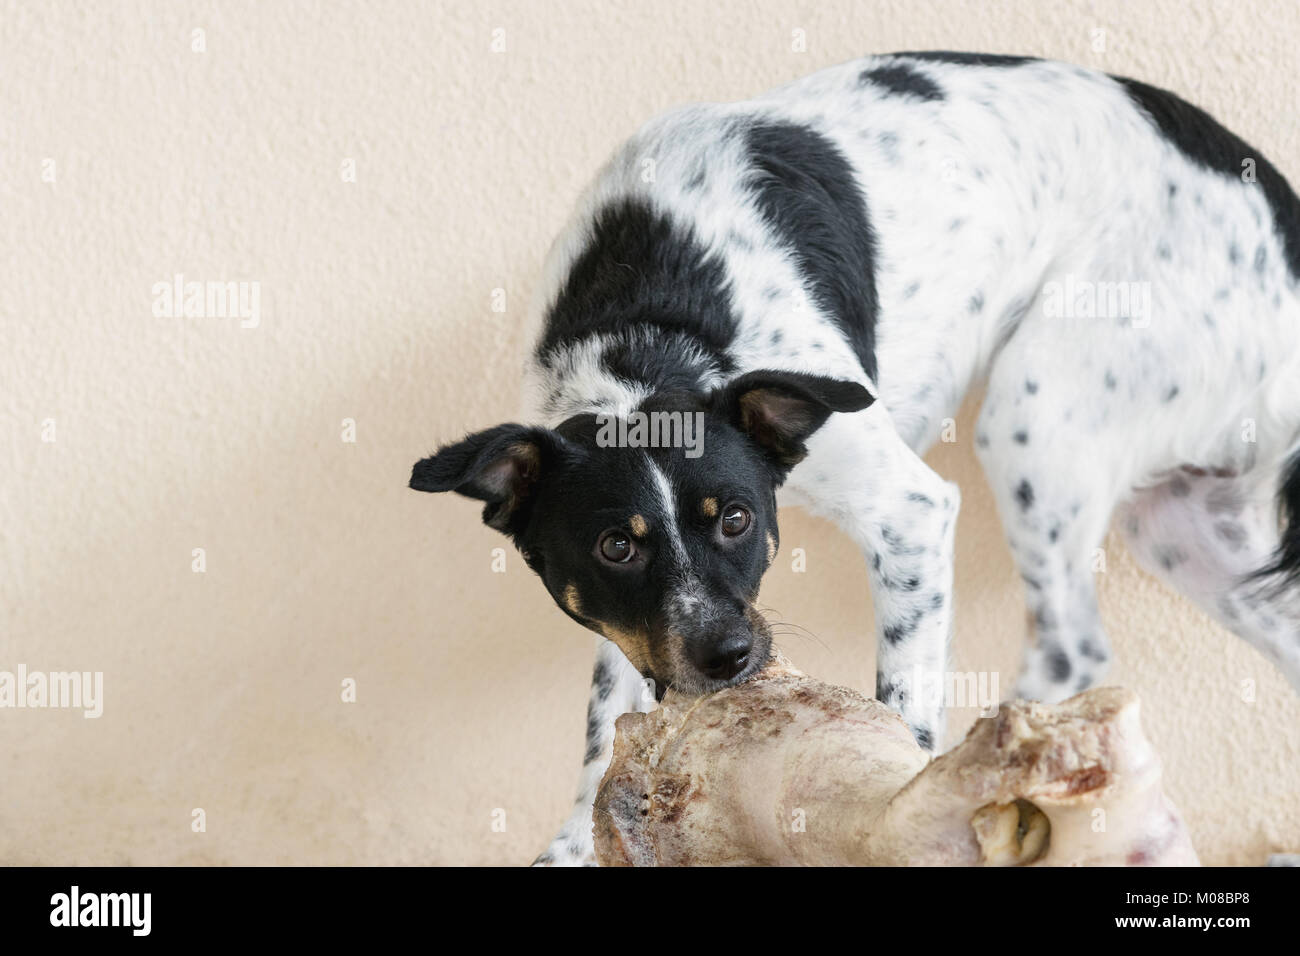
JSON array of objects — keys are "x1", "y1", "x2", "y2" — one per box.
[
  {"x1": 1215, "y1": 520, "x2": 1248, "y2": 551},
  {"x1": 859, "y1": 63, "x2": 944, "y2": 101},
  {"x1": 1046, "y1": 646, "x2": 1071, "y2": 682},
  {"x1": 583, "y1": 709, "x2": 604, "y2": 763},
  {"x1": 1015, "y1": 479, "x2": 1035, "y2": 511},
  {"x1": 883, "y1": 607, "x2": 924, "y2": 645},
  {"x1": 593, "y1": 660, "x2": 616, "y2": 701}
]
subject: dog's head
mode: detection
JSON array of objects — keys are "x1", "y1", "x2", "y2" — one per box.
[{"x1": 410, "y1": 370, "x2": 873, "y2": 696}]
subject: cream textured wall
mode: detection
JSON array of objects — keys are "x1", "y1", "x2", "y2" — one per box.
[{"x1": 2, "y1": 0, "x2": 1297, "y2": 866}]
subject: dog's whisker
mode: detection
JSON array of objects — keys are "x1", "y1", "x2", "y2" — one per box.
[{"x1": 767, "y1": 625, "x2": 830, "y2": 653}]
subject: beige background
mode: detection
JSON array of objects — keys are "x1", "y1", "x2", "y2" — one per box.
[{"x1": 2, "y1": 0, "x2": 1298, "y2": 866}]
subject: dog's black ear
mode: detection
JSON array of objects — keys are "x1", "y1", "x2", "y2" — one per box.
[
  {"x1": 711, "y1": 370, "x2": 874, "y2": 475},
  {"x1": 410, "y1": 424, "x2": 567, "y2": 534}
]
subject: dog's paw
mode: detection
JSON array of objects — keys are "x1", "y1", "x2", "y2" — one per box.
[
  {"x1": 530, "y1": 846, "x2": 596, "y2": 867},
  {"x1": 531, "y1": 812, "x2": 598, "y2": 866}
]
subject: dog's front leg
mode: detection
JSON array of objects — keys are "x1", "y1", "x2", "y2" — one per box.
[
  {"x1": 790, "y1": 412, "x2": 959, "y2": 753},
  {"x1": 531, "y1": 638, "x2": 653, "y2": 866}
]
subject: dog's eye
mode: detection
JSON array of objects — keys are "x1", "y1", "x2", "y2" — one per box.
[
  {"x1": 598, "y1": 530, "x2": 636, "y2": 564},
  {"x1": 720, "y1": 504, "x2": 752, "y2": 537}
]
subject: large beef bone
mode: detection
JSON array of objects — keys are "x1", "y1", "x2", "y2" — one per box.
[{"x1": 593, "y1": 654, "x2": 1198, "y2": 866}]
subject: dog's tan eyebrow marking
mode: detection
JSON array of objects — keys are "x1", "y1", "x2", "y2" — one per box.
[
  {"x1": 563, "y1": 583, "x2": 583, "y2": 616},
  {"x1": 700, "y1": 497, "x2": 719, "y2": 518},
  {"x1": 628, "y1": 514, "x2": 649, "y2": 537},
  {"x1": 766, "y1": 532, "x2": 777, "y2": 564}
]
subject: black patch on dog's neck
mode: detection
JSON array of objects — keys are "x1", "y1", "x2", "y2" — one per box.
[{"x1": 537, "y1": 199, "x2": 738, "y2": 393}]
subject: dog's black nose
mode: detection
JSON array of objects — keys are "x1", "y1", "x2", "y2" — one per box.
[{"x1": 694, "y1": 635, "x2": 752, "y2": 681}]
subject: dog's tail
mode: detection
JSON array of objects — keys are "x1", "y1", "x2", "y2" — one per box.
[{"x1": 1251, "y1": 448, "x2": 1300, "y2": 597}]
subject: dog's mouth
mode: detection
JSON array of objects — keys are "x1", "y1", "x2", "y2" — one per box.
[
  {"x1": 662, "y1": 654, "x2": 767, "y2": 699},
  {"x1": 716, "y1": 649, "x2": 768, "y2": 687},
  {"x1": 660, "y1": 607, "x2": 773, "y2": 698}
]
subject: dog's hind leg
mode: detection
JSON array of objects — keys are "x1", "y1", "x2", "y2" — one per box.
[
  {"x1": 1123, "y1": 471, "x2": 1300, "y2": 691},
  {"x1": 531, "y1": 638, "x2": 653, "y2": 866},
  {"x1": 975, "y1": 328, "x2": 1136, "y2": 702}
]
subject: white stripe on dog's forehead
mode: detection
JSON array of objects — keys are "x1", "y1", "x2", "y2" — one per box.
[
  {"x1": 646, "y1": 454, "x2": 708, "y2": 619},
  {"x1": 645, "y1": 455, "x2": 689, "y2": 565}
]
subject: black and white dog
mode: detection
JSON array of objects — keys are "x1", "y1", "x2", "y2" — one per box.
[{"x1": 411, "y1": 53, "x2": 1300, "y2": 865}]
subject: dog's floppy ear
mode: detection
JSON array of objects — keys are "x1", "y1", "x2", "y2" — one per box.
[
  {"x1": 711, "y1": 370, "x2": 874, "y2": 476},
  {"x1": 410, "y1": 423, "x2": 567, "y2": 535}
]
